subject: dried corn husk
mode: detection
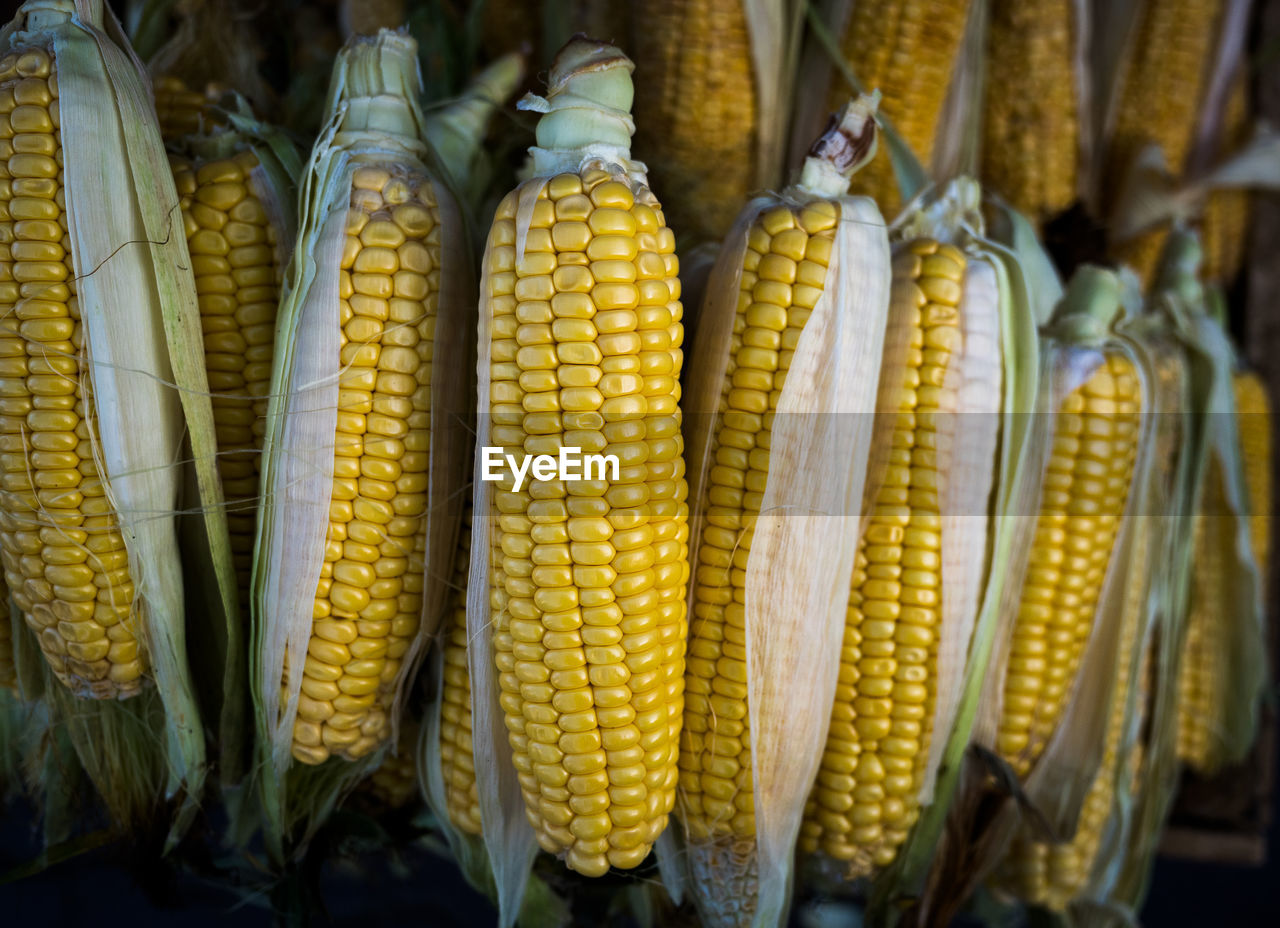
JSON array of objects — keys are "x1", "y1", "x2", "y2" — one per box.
[
  {"x1": 252, "y1": 29, "x2": 469, "y2": 863},
  {"x1": 0, "y1": 0, "x2": 238, "y2": 843}
]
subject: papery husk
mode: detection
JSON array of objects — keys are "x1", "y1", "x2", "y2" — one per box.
[
  {"x1": 1, "y1": 0, "x2": 239, "y2": 845},
  {"x1": 251, "y1": 29, "x2": 469, "y2": 863},
  {"x1": 864, "y1": 179, "x2": 1041, "y2": 926},
  {"x1": 741, "y1": 0, "x2": 804, "y2": 192}
]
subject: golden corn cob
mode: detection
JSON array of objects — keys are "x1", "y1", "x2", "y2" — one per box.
[
  {"x1": 630, "y1": 0, "x2": 756, "y2": 242},
  {"x1": 1236, "y1": 371, "x2": 1271, "y2": 592},
  {"x1": 994, "y1": 353, "x2": 1142, "y2": 775},
  {"x1": 287, "y1": 161, "x2": 441, "y2": 765},
  {"x1": 681, "y1": 200, "x2": 842, "y2": 845},
  {"x1": 0, "y1": 43, "x2": 149, "y2": 699},
  {"x1": 170, "y1": 150, "x2": 283, "y2": 610},
  {"x1": 482, "y1": 39, "x2": 689, "y2": 877},
  {"x1": 832, "y1": 0, "x2": 972, "y2": 213},
  {"x1": 440, "y1": 509, "x2": 481, "y2": 835},
  {"x1": 996, "y1": 507, "x2": 1150, "y2": 909},
  {"x1": 980, "y1": 0, "x2": 1078, "y2": 224},
  {"x1": 1202, "y1": 77, "x2": 1251, "y2": 286},
  {"x1": 795, "y1": 240, "x2": 965, "y2": 874},
  {"x1": 1108, "y1": 0, "x2": 1224, "y2": 280}
]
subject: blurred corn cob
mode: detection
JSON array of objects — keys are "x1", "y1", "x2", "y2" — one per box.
[
  {"x1": 677, "y1": 97, "x2": 883, "y2": 924},
  {"x1": 630, "y1": 0, "x2": 757, "y2": 242},
  {"x1": 1236, "y1": 371, "x2": 1271, "y2": 593},
  {"x1": 829, "y1": 0, "x2": 972, "y2": 214},
  {"x1": 1201, "y1": 76, "x2": 1251, "y2": 286},
  {"x1": 1178, "y1": 369, "x2": 1271, "y2": 772},
  {"x1": 354, "y1": 719, "x2": 420, "y2": 812},
  {"x1": 153, "y1": 74, "x2": 225, "y2": 139},
  {"x1": 995, "y1": 509, "x2": 1151, "y2": 909},
  {"x1": 477, "y1": 38, "x2": 689, "y2": 878},
  {"x1": 980, "y1": 0, "x2": 1078, "y2": 225},
  {"x1": 1107, "y1": 0, "x2": 1224, "y2": 280},
  {"x1": 993, "y1": 314, "x2": 1143, "y2": 777}
]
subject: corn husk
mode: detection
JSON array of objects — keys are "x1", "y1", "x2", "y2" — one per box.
[
  {"x1": 674, "y1": 96, "x2": 892, "y2": 928},
  {"x1": 0, "y1": 0, "x2": 240, "y2": 843},
  {"x1": 863, "y1": 178, "x2": 1044, "y2": 925},
  {"x1": 251, "y1": 29, "x2": 469, "y2": 863}
]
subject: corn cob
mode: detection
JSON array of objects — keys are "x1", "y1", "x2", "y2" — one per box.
[
  {"x1": 170, "y1": 147, "x2": 285, "y2": 611},
  {"x1": 1202, "y1": 77, "x2": 1251, "y2": 286},
  {"x1": 1107, "y1": 0, "x2": 1224, "y2": 280},
  {"x1": 996, "y1": 504, "x2": 1150, "y2": 910},
  {"x1": 831, "y1": 0, "x2": 972, "y2": 213},
  {"x1": 1176, "y1": 460, "x2": 1227, "y2": 770},
  {"x1": 980, "y1": 0, "x2": 1078, "y2": 225},
  {"x1": 479, "y1": 39, "x2": 689, "y2": 877},
  {"x1": 630, "y1": 0, "x2": 756, "y2": 242},
  {"x1": 795, "y1": 239, "x2": 965, "y2": 873},
  {"x1": 676, "y1": 100, "x2": 882, "y2": 920},
  {"x1": 1177, "y1": 372, "x2": 1271, "y2": 772},
  {"x1": 1235, "y1": 371, "x2": 1271, "y2": 593},
  {"x1": 153, "y1": 74, "x2": 223, "y2": 140},
  {"x1": 255, "y1": 31, "x2": 463, "y2": 773},
  {"x1": 440, "y1": 509, "x2": 480, "y2": 834},
  {"x1": 288, "y1": 166, "x2": 439, "y2": 764},
  {"x1": 994, "y1": 353, "x2": 1142, "y2": 775},
  {"x1": 0, "y1": 42, "x2": 150, "y2": 699}
]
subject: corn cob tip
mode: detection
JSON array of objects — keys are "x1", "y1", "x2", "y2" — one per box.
[
  {"x1": 799, "y1": 93, "x2": 881, "y2": 196},
  {"x1": 547, "y1": 36, "x2": 634, "y2": 90},
  {"x1": 518, "y1": 37, "x2": 636, "y2": 173},
  {"x1": 1050, "y1": 266, "x2": 1123, "y2": 337},
  {"x1": 12, "y1": 0, "x2": 72, "y2": 32}
]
